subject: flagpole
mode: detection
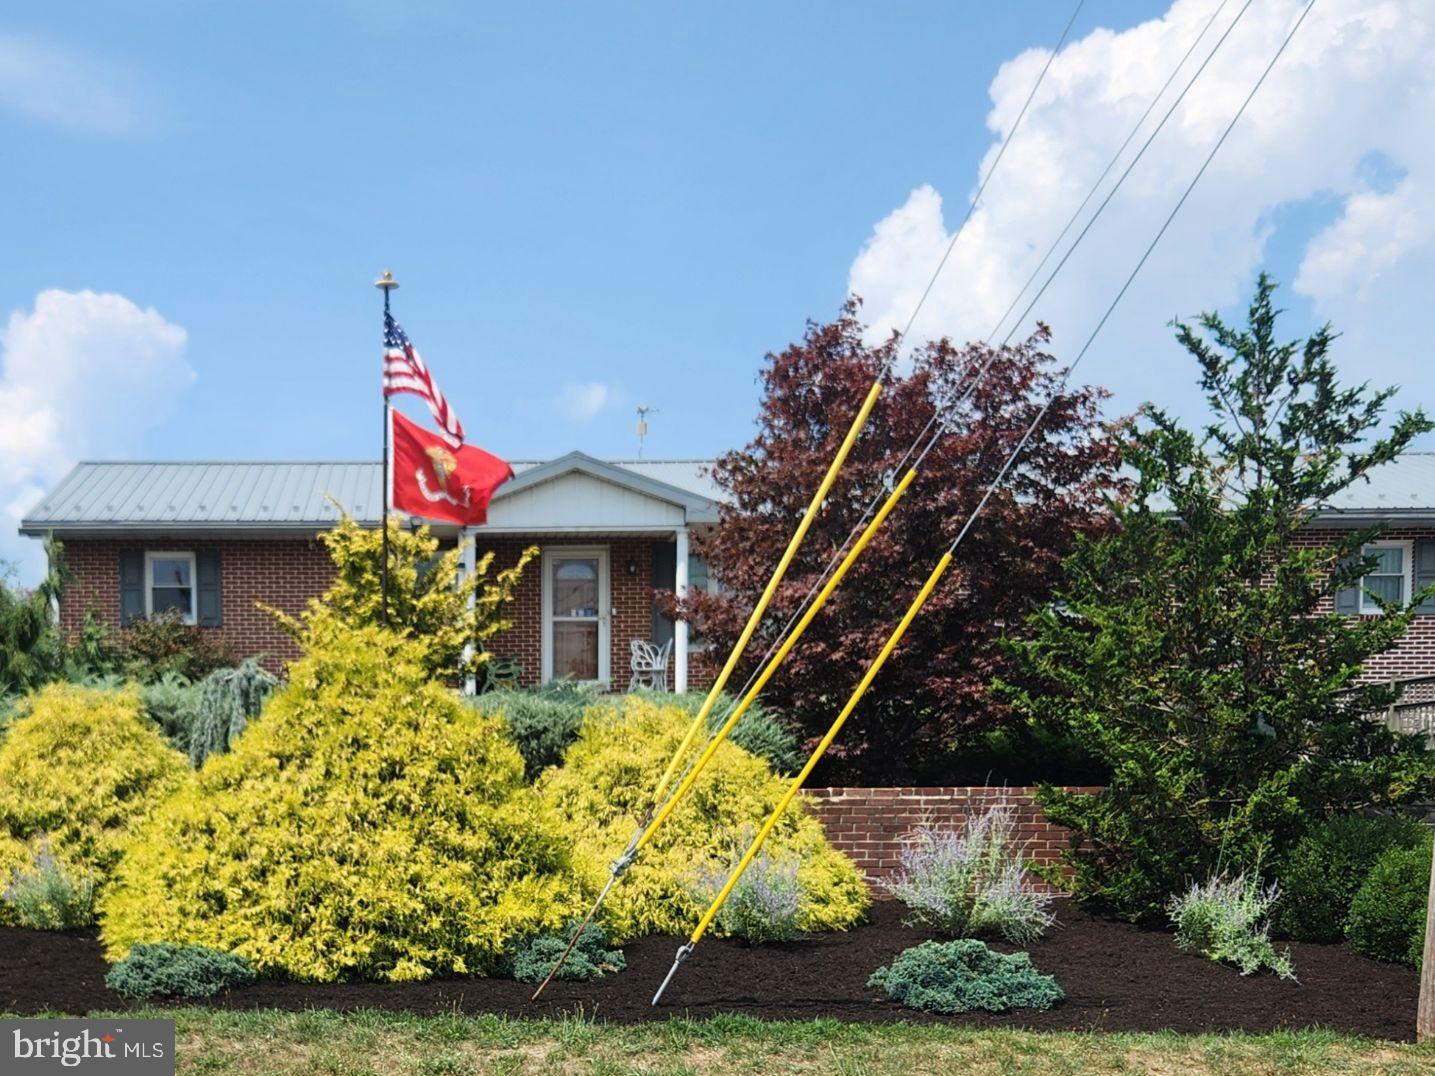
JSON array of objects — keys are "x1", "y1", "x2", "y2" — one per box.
[{"x1": 375, "y1": 270, "x2": 399, "y2": 627}]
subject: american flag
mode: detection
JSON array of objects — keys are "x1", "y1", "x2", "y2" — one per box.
[{"x1": 382, "y1": 312, "x2": 465, "y2": 447}]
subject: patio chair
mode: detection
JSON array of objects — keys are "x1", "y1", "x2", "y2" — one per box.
[{"x1": 628, "y1": 638, "x2": 673, "y2": 692}]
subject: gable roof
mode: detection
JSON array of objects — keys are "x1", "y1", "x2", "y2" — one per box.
[{"x1": 19, "y1": 456, "x2": 721, "y2": 536}]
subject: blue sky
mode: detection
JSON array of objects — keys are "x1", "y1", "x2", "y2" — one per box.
[{"x1": 3, "y1": 1, "x2": 1432, "y2": 576}]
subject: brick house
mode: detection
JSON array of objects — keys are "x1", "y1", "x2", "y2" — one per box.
[
  {"x1": 18, "y1": 451, "x2": 1435, "y2": 694},
  {"x1": 19, "y1": 453, "x2": 721, "y2": 692}
]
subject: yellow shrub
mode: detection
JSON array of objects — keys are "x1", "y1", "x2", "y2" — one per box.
[
  {"x1": 535, "y1": 696, "x2": 868, "y2": 941},
  {"x1": 0, "y1": 683, "x2": 190, "y2": 924},
  {"x1": 99, "y1": 613, "x2": 586, "y2": 982}
]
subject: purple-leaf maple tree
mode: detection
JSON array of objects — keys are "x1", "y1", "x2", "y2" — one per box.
[{"x1": 677, "y1": 301, "x2": 1124, "y2": 782}]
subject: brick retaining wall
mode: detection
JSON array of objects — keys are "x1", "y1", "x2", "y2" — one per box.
[{"x1": 805, "y1": 786, "x2": 1102, "y2": 889}]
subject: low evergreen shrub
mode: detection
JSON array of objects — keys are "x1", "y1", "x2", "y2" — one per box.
[
  {"x1": 105, "y1": 943, "x2": 256, "y2": 999},
  {"x1": 187, "y1": 658, "x2": 278, "y2": 766},
  {"x1": 138, "y1": 672, "x2": 203, "y2": 754},
  {"x1": 537, "y1": 696, "x2": 867, "y2": 942},
  {"x1": 480, "y1": 681, "x2": 596, "y2": 779},
  {"x1": 0, "y1": 682, "x2": 190, "y2": 925},
  {"x1": 694, "y1": 841, "x2": 804, "y2": 945},
  {"x1": 880, "y1": 808, "x2": 1055, "y2": 945},
  {"x1": 653, "y1": 689, "x2": 804, "y2": 774},
  {"x1": 868, "y1": 939, "x2": 1063, "y2": 1014},
  {"x1": 1, "y1": 838, "x2": 95, "y2": 930},
  {"x1": 1168, "y1": 872, "x2": 1294, "y2": 978},
  {"x1": 507, "y1": 921, "x2": 625, "y2": 983},
  {"x1": 1346, "y1": 834, "x2": 1432, "y2": 967},
  {"x1": 1273, "y1": 814, "x2": 1427, "y2": 942}
]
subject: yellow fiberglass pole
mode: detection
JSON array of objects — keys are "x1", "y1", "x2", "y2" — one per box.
[
  {"x1": 648, "y1": 379, "x2": 884, "y2": 806},
  {"x1": 635, "y1": 466, "x2": 917, "y2": 856},
  {"x1": 530, "y1": 379, "x2": 884, "y2": 1003},
  {"x1": 651, "y1": 550, "x2": 954, "y2": 1005}
]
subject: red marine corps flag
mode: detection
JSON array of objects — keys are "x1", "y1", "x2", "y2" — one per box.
[{"x1": 390, "y1": 409, "x2": 512, "y2": 526}]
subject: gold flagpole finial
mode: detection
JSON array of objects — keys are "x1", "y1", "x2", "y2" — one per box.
[{"x1": 374, "y1": 269, "x2": 400, "y2": 291}]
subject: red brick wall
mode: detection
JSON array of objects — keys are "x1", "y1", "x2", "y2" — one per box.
[
  {"x1": 1297, "y1": 526, "x2": 1435, "y2": 682},
  {"x1": 805, "y1": 786, "x2": 1100, "y2": 890},
  {"x1": 56, "y1": 538, "x2": 335, "y2": 671}
]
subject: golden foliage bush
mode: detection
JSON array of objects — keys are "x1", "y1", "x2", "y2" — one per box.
[
  {"x1": 0, "y1": 683, "x2": 190, "y2": 924},
  {"x1": 267, "y1": 513, "x2": 535, "y2": 681},
  {"x1": 535, "y1": 695, "x2": 868, "y2": 942},
  {"x1": 99, "y1": 613, "x2": 586, "y2": 982}
]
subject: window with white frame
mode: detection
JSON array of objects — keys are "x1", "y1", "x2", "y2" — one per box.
[
  {"x1": 1360, "y1": 541, "x2": 1412, "y2": 613},
  {"x1": 146, "y1": 551, "x2": 197, "y2": 624}
]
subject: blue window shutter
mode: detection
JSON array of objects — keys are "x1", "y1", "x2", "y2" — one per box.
[
  {"x1": 650, "y1": 541, "x2": 676, "y2": 647},
  {"x1": 1415, "y1": 539, "x2": 1435, "y2": 614},
  {"x1": 197, "y1": 550, "x2": 222, "y2": 627},
  {"x1": 1333, "y1": 553, "x2": 1361, "y2": 615},
  {"x1": 119, "y1": 551, "x2": 144, "y2": 626}
]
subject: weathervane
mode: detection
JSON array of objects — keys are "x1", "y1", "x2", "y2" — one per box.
[{"x1": 636, "y1": 405, "x2": 659, "y2": 459}]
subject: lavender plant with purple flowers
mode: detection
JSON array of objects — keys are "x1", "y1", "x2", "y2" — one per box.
[
  {"x1": 881, "y1": 806, "x2": 1055, "y2": 945},
  {"x1": 694, "y1": 834, "x2": 805, "y2": 945}
]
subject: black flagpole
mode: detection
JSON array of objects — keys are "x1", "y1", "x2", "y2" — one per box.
[{"x1": 375, "y1": 270, "x2": 398, "y2": 626}]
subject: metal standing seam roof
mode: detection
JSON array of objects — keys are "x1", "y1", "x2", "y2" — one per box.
[
  {"x1": 19, "y1": 458, "x2": 721, "y2": 533},
  {"x1": 21, "y1": 453, "x2": 1435, "y2": 535},
  {"x1": 1316, "y1": 452, "x2": 1435, "y2": 515}
]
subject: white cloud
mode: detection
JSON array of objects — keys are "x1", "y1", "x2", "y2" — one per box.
[
  {"x1": 558, "y1": 381, "x2": 614, "y2": 422},
  {"x1": 849, "y1": 0, "x2": 1435, "y2": 428},
  {"x1": 0, "y1": 33, "x2": 151, "y2": 136},
  {"x1": 0, "y1": 290, "x2": 192, "y2": 577}
]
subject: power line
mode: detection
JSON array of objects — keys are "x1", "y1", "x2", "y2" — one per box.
[{"x1": 694, "y1": 0, "x2": 1253, "y2": 749}]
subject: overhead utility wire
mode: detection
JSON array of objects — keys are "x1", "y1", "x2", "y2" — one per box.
[
  {"x1": 528, "y1": 0, "x2": 1087, "y2": 1001},
  {"x1": 653, "y1": 0, "x2": 1251, "y2": 811},
  {"x1": 653, "y1": 0, "x2": 1319, "y2": 1006}
]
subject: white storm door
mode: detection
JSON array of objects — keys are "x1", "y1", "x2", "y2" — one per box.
[{"x1": 542, "y1": 547, "x2": 610, "y2": 686}]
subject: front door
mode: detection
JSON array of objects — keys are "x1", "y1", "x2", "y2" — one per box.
[{"x1": 542, "y1": 547, "x2": 610, "y2": 686}]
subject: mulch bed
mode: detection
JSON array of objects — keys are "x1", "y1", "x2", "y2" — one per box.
[{"x1": 0, "y1": 901, "x2": 1420, "y2": 1040}]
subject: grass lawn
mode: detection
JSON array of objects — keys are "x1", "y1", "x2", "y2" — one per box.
[{"x1": 68, "y1": 1009, "x2": 1434, "y2": 1075}]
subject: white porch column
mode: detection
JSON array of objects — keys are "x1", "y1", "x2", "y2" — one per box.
[
  {"x1": 673, "y1": 526, "x2": 690, "y2": 694},
  {"x1": 462, "y1": 528, "x2": 478, "y2": 695}
]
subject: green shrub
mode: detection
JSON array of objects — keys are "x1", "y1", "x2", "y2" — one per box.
[
  {"x1": 0, "y1": 682, "x2": 190, "y2": 925},
  {"x1": 694, "y1": 841, "x2": 804, "y2": 945},
  {"x1": 481, "y1": 681, "x2": 597, "y2": 779},
  {"x1": 654, "y1": 689, "x2": 804, "y2": 774},
  {"x1": 187, "y1": 658, "x2": 279, "y2": 766},
  {"x1": 106, "y1": 943, "x2": 256, "y2": 999},
  {"x1": 1273, "y1": 814, "x2": 1427, "y2": 942},
  {"x1": 868, "y1": 939, "x2": 1063, "y2": 1014},
  {"x1": 880, "y1": 809, "x2": 1055, "y2": 945},
  {"x1": 100, "y1": 612, "x2": 585, "y2": 982},
  {"x1": 138, "y1": 672, "x2": 203, "y2": 753},
  {"x1": 118, "y1": 611, "x2": 235, "y2": 682},
  {"x1": 1168, "y1": 872, "x2": 1294, "y2": 978},
  {"x1": 2, "y1": 838, "x2": 96, "y2": 930},
  {"x1": 507, "y1": 921, "x2": 625, "y2": 984},
  {"x1": 1346, "y1": 834, "x2": 1432, "y2": 967},
  {"x1": 536, "y1": 695, "x2": 868, "y2": 942}
]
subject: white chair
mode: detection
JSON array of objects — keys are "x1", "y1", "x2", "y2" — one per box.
[{"x1": 628, "y1": 638, "x2": 673, "y2": 692}]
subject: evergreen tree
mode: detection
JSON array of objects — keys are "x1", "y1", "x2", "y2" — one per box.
[{"x1": 1001, "y1": 274, "x2": 1435, "y2": 921}]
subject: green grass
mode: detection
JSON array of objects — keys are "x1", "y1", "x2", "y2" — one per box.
[{"x1": 32, "y1": 1009, "x2": 1434, "y2": 1075}]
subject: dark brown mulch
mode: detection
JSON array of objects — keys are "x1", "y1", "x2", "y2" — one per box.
[{"x1": 0, "y1": 901, "x2": 1420, "y2": 1041}]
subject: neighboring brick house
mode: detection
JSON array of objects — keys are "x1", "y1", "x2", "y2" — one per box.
[
  {"x1": 1300, "y1": 453, "x2": 1435, "y2": 685},
  {"x1": 19, "y1": 453, "x2": 721, "y2": 692}
]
